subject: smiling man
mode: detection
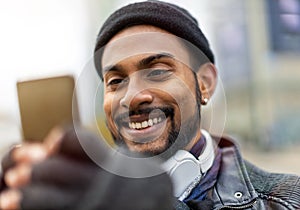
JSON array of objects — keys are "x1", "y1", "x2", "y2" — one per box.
[
  {"x1": 99, "y1": 26, "x2": 215, "y2": 157},
  {"x1": 1, "y1": 1, "x2": 300, "y2": 210}
]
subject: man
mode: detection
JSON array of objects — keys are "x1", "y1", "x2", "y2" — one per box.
[{"x1": 1, "y1": 1, "x2": 300, "y2": 209}]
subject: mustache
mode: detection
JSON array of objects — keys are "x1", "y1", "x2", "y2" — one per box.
[{"x1": 114, "y1": 106, "x2": 174, "y2": 123}]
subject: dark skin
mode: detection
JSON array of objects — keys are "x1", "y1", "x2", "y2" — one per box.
[
  {"x1": 0, "y1": 25, "x2": 217, "y2": 209},
  {"x1": 102, "y1": 25, "x2": 217, "y2": 154}
]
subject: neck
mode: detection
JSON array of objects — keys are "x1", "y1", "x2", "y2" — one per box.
[{"x1": 184, "y1": 128, "x2": 202, "y2": 151}]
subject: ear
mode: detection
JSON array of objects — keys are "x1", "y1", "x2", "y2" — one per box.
[{"x1": 196, "y1": 63, "x2": 218, "y2": 105}]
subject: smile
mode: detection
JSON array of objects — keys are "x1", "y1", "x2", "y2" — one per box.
[
  {"x1": 122, "y1": 116, "x2": 168, "y2": 144},
  {"x1": 128, "y1": 117, "x2": 162, "y2": 130},
  {"x1": 114, "y1": 107, "x2": 174, "y2": 143},
  {"x1": 115, "y1": 107, "x2": 174, "y2": 130}
]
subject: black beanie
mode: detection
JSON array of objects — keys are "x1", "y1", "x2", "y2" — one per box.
[{"x1": 94, "y1": 0, "x2": 214, "y2": 79}]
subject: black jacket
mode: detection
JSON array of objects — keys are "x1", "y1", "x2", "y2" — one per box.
[{"x1": 176, "y1": 136, "x2": 300, "y2": 210}]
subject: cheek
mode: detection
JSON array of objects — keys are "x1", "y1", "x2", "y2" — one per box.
[
  {"x1": 103, "y1": 106, "x2": 119, "y2": 140},
  {"x1": 103, "y1": 97, "x2": 112, "y2": 118},
  {"x1": 162, "y1": 84, "x2": 197, "y2": 122},
  {"x1": 103, "y1": 92, "x2": 120, "y2": 115},
  {"x1": 103, "y1": 94, "x2": 118, "y2": 130}
]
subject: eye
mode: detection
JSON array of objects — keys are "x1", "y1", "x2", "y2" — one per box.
[
  {"x1": 147, "y1": 69, "x2": 170, "y2": 77},
  {"x1": 106, "y1": 77, "x2": 129, "y2": 91},
  {"x1": 108, "y1": 78, "x2": 123, "y2": 86}
]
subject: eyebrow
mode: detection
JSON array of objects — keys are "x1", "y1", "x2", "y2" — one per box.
[
  {"x1": 103, "y1": 64, "x2": 121, "y2": 74},
  {"x1": 102, "y1": 52, "x2": 175, "y2": 74},
  {"x1": 138, "y1": 52, "x2": 175, "y2": 67}
]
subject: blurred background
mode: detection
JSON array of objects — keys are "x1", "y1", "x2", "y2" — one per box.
[{"x1": 0, "y1": 0, "x2": 299, "y2": 174}]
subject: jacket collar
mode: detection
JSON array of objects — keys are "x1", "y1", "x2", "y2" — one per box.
[{"x1": 210, "y1": 136, "x2": 258, "y2": 209}]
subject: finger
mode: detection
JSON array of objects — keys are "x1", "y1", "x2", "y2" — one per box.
[
  {"x1": 1, "y1": 144, "x2": 22, "y2": 173},
  {"x1": 19, "y1": 184, "x2": 79, "y2": 210},
  {"x1": 1, "y1": 145, "x2": 23, "y2": 191},
  {"x1": 13, "y1": 144, "x2": 48, "y2": 164},
  {"x1": 43, "y1": 126, "x2": 65, "y2": 155},
  {"x1": 1, "y1": 144, "x2": 45, "y2": 192},
  {"x1": 30, "y1": 156, "x2": 100, "y2": 189},
  {"x1": 0, "y1": 189, "x2": 22, "y2": 210},
  {"x1": 4, "y1": 164, "x2": 31, "y2": 188}
]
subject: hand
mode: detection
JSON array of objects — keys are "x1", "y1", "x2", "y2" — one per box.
[
  {"x1": 0, "y1": 130, "x2": 58, "y2": 193},
  {"x1": 0, "y1": 127, "x2": 65, "y2": 209},
  {"x1": 0, "y1": 126, "x2": 174, "y2": 210}
]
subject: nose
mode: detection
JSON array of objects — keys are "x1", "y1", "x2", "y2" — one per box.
[{"x1": 120, "y1": 77, "x2": 153, "y2": 109}]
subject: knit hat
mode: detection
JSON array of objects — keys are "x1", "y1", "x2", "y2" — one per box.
[{"x1": 94, "y1": 0, "x2": 214, "y2": 79}]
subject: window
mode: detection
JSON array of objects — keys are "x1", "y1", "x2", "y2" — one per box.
[{"x1": 267, "y1": 0, "x2": 300, "y2": 52}]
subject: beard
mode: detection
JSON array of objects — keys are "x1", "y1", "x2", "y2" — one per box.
[
  {"x1": 109, "y1": 72, "x2": 202, "y2": 159},
  {"x1": 109, "y1": 102, "x2": 201, "y2": 160},
  {"x1": 157, "y1": 103, "x2": 201, "y2": 160}
]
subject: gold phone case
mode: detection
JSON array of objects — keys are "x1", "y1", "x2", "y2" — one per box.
[{"x1": 17, "y1": 75, "x2": 80, "y2": 142}]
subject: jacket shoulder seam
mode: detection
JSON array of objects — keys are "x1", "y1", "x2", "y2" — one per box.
[
  {"x1": 258, "y1": 193, "x2": 295, "y2": 210},
  {"x1": 246, "y1": 161, "x2": 300, "y2": 209}
]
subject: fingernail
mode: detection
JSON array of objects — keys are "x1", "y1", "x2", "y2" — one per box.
[
  {"x1": 0, "y1": 189, "x2": 21, "y2": 210},
  {"x1": 5, "y1": 164, "x2": 31, "y2": 188}
]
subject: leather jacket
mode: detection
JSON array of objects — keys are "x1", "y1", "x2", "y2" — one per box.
[{"x1": 176, "y1": 136, "x2": 300, "y2": 210}]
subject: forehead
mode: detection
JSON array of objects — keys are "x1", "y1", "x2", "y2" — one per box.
[{"x1": 101, "y1": 25, "x2": 191, "y2": 70}]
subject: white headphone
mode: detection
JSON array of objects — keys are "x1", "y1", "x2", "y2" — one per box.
[{"x1": 161, "y1": 129, "x2": 215, "y2": 198}]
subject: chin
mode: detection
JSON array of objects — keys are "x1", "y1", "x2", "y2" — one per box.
[{"x1": 126, "y1": 137, "x2": 170, "y2": 156}]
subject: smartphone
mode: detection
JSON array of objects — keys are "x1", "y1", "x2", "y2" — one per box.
[{"x1": 17, "y1": 75, "x2": 80, "y2": 142}]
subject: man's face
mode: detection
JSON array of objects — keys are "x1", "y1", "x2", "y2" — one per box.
[{"x1": 101, "y1": 25, "x2": 202, "y2": 156}]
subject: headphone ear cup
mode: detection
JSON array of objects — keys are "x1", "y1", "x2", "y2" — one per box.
[
  {"x1": 162, "y1": 130, "x2": 215, "y2": 198},
  {"x1": 170, "y1": 157, "x2": 201, "y2": 197},
  {"x1": 162, "y1": 150, "x2": 201, "y2": 197}
]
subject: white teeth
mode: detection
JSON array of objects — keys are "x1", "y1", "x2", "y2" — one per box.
[
  {"x1": 132, "y1": 123, "x2": 136, "y2": 129},
  {"x1": 129, "y1": 117, "x2": 163, "y2": 129},
  {"x1": 142, "y1": 121, "x2": 148, "y2": 128},
  {"x1": 148, "y1": 119, "x2": 153, "y2": 126},
  {"x1": 136, "y1": 123, "x2": 142, "y2": 129}
]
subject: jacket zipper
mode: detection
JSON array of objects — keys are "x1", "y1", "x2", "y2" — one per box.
[{"x1": 216, "y1": 199, "x2": 257, "y2": 210}]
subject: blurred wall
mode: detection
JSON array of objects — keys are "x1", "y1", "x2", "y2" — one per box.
[
  {"x1": 0, "y1": 0, "x2": 114, "y2": 152},
  {"x1": 216, "y1": 0, "x2": 300, "y2": 150}
]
